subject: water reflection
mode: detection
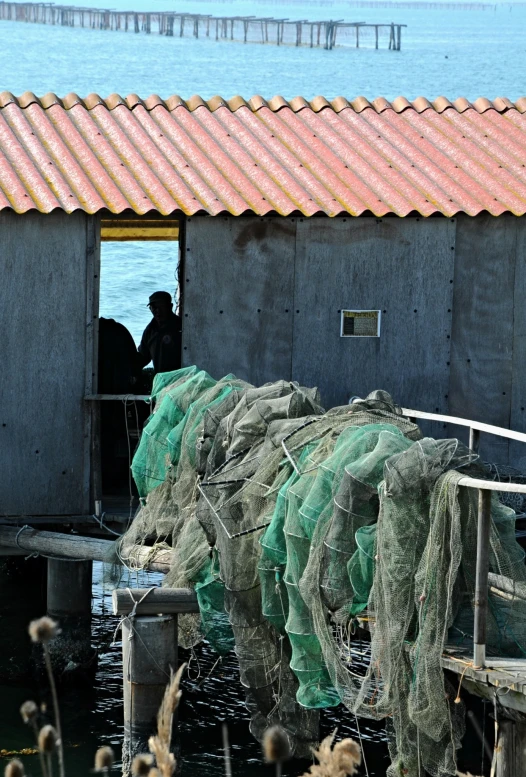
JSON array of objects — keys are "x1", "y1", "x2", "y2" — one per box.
[{"x1": 0, "y1": 561, "x2": 389, "y2": 776}]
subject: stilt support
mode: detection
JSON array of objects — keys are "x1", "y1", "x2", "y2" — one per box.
[
  {"x1": 496, "y1": 716, "x2": 526, "y2": 777},
  {"x1": 47, "y1": 558, "x2": 92, "y2": 619},
  {"x1": 46, "y1": 558, "x2": 94, "y2": 680},
  {"x1": 122, "y1": 614, "x2": 178, "y2": 776}
]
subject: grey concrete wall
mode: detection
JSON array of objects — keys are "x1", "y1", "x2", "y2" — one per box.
[
  {"x1": 0, "y1": 210, "x2": 99, "y2": 515},
  {"x1": 449, "y1": 213, "x2": 525, "y2": 466},
  {"x1": 183, "y1": 216, "x2": 295, "y2": 385},
  {"x1": 182, "y1": 213, "x2": 526, "y2": 467}
]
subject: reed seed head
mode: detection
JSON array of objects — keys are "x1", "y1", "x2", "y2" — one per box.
[
  {"x1": 333, "y1": 738, "x2": 362, "y2": 775},
  {"x1": 94, "y1": 746, "x2": 115, "y2": 772},
  {"x1": 147, "y1": 770, "x2": 161, "y2": 777},
  {"x1": 4, "y1": 759, "x2": 25, "y2": 777},
  {"x1": 263, "y1": 725, "x2": 291, "y2": 764},
  {"x1": 28, "y1": 616, "x2": 59, "y2": 644},
  {"x1": 20, "y1": 700, "x2": 39, "y2": 723},
  {"x1": 131, "y1": 754, "x2": 154, "y2": 777},
  {"x1": 38, "y1": 724, "x2": 58, "y2": 754}
]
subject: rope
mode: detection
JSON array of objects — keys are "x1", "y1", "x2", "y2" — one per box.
[
  {"x1": 353, "y1": 712, "x2": 370, "y2": 777},
  {"x1": 15, "y1": 524, "x2": 31, "y2": 549},
  {"x1": 92, "y1": 511, "x2": 122, "y2": 537}
]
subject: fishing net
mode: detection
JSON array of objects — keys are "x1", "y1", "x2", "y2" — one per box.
[{"x1": 116, "y1": 367, "x2": 526, "y2": 775}]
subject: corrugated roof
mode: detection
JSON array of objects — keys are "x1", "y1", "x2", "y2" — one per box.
[{"x1": 1, "y1": 92, "x2": 526, "y2": 218}]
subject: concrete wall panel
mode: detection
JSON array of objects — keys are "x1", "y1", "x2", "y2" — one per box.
[
  {"x1": 182, "y1": 216, "x2": 296, "y2": 385},
  {"x1": 449, "y1": 214, "x2": 516, "y2": 464},
  {"x1": 510, "y1": 218, "x2": 526, "y2": 469},
  {"x1": 0, "y1": 210, "x2": 97, "y2": 515},
  {"x1": 291, "y1": 217, "x2": 455, "y2": 410}
]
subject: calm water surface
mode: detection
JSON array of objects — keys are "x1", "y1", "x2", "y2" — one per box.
[
  {"x1": 0, "y1": 563, "x2": 391, "y2": 776},
  {"x1": 0, "y1": 2, "x2": 517, "y2": 771},
  {"x1": 1, "y1": 0, "x2": 525, "y2": 340}
]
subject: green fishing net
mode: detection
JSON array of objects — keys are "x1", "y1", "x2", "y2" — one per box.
[{"x1": 116, "y1": 368, "x2": 526, "y2": 775}]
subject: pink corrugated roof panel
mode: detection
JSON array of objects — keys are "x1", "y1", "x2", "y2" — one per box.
[{"x1": 0, "y1": 91, "x2": 525, "y2": 217}]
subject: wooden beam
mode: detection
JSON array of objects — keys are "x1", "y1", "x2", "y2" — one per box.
[
  {"x1": 0, "y1": 525, "x2": 173, "y2": 573},
  {"x1": 113, "y1": 587, "x2": 199, "y2": 615}
]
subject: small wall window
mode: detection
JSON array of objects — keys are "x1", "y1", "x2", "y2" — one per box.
[{"x1": 340, "y1": 310, "x2": 381, "y2": 338}]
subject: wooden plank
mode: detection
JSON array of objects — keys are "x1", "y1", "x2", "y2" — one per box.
[
  {"x1": 183, "y1": 216, "x2": 296, "y2": 385},
  {"x1": 101, "y1": 222, "x2": 179, "y2": 241},
  {"x1": 0, "y1": 211, "x2": 92, "y2": 515},
  {"x1": 292, "y1": 217, "x2": 455, "y2": 410},
  {"x1": 449, "y1": 214, "x2": 516, "y2": 465},
  {"x1": 113, "y1": 587, "x2": 199, "y2": 615},
  {"x1": 461, "y1": 678, "x2": 526, "y2": 715}
]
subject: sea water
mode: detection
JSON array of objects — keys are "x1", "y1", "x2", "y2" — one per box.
[
  {"x1": 0, "y1": 0, "x2": 525, "y2": 340},
  {"x1": 0, "y1": 2, "x2": 513, "y2": 771}
]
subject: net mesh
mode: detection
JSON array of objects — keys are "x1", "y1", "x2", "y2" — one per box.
[{"x1": 117, "y1": 367, "x2": 526, "y2": 774}]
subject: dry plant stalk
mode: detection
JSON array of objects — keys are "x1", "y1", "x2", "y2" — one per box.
[
  {"x1": 300, "y1": 730, "x2": 362, "y2": 777},
  {"x1": 148, "y1": 663, "x2": 186, "y2": 777},
  {"x1": 20, "y1": 700, "x2": 49, "y2": 777},
  {"x1": 28, "y1": 618, "x2": 65, "y2": 777},
  {"x1": 94, "y1": 746, "x2": 115, "y2": 773},
  {"x1": 4, "y1": 759, "x2": 25, "y2": 777},
  {"x1": 263, "y1": 725, "x2": 291, "y2": 777},
  {"x1": 131, "y1": 754, "x2": 154, "y2": 776}
]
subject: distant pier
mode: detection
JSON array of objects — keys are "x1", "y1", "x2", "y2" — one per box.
[{"x1": 0, "y1": 2, "x2": 407, "y2": 50}]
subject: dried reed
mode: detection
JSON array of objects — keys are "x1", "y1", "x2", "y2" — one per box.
[
  {"x1": 300, "y1": 730, "x2": 361, "y2": 777},
  {"x1": 20, "y1": 700, "x2": 49, "y2": 777},
  {"x1": 28, "y1": 618, "x2": 65, "y2": 777},
  {"x1": 263, "y1": 726, "x2": 291, "y2": 777},
  {"x1": 131, "y1": 754, "x2": 154, "y2": 776},
  {"x1": 4, "y1": 759, "x2": 25, "y2": 777},
  {"x1": 38, "y1": 724, "x2": 58, "y2": 777},
  {"x1": 94, "y1": 746, "x2": 115, "y2": 773},
  {"x1": 148, "y1": 663, "x2": 186, "y2": 777}
]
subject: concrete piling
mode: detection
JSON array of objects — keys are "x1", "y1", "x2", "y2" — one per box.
[{"x1": 46, "y1": 558, "x2": 94, "y2": 681}]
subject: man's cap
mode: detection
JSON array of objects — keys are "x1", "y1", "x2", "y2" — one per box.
[{"x1": 148, "y1": 291, "x2": 172, "y2": 306}]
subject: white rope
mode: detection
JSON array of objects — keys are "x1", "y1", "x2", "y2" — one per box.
[{"x1": 354, "y1": 713, "x2": 370, "y2": 777}]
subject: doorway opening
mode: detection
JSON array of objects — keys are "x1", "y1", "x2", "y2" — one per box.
[{"x1": 95, "y1": 215, "x2": 182, "y2": 512}]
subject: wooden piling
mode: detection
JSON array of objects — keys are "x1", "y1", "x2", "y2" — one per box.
[
  {"x1": 496, "y1": 716, "x2": 526, "y2": 776},
  {"x1": 122, "y1": 614, "x2": 178, "y2": 775},
  {"x1": 113, "y1": 587, "x2": 199, "y2": 616},
  {"x1": 0, "y1": 3, "x2": 404, "y2": 51}
]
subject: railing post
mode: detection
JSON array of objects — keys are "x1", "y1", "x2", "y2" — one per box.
[
  {"x1": 469, "y1": 427, "x2": 480, "y2": 454},
  {"x1": 473, "y1": 488, "x2": 492, "y2": 668}
]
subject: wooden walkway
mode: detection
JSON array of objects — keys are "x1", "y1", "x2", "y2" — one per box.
[{"x1": 0, "y1": 2, "x2": 407, "y2": 50}]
